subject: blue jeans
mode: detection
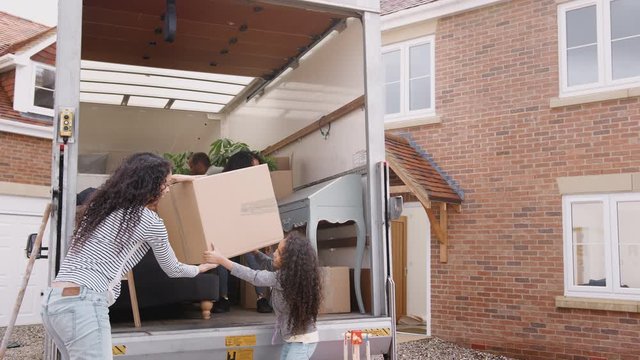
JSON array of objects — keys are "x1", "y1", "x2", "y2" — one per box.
[
  {"x1": 41, "y1": 287, "x2": 112, "y2": 360},
  {"x1": 280, "y1": 342, "x2": 317, "y2": 360},
  {"x1": 244, "y1": 252, "x2": 268, "y2": 296}
]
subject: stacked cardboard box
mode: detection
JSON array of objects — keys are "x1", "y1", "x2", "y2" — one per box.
[
  {"x1": 157, "y1": 164, "x2": 284, "y2": 264},
  {"x1": 319, "y1": 266, "x2": 351, "y2": 314},
  {"x1": 270, "y1": 157, "x2": 293, "y2": 200}
]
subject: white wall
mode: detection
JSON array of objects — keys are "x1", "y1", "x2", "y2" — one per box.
[
  {"x1": 78, "y1": 103, "x2": 221, "y2": 172},
  {"x1": 402, "y1": 202, "x2": 430, "y2": 325},
  {"x1": 225, "y1": 18, "x2": 366, "y2": 187}
]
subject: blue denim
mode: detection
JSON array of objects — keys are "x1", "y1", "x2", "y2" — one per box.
[
  {"x1": 280, "y1": 342, "x2": 317, "y2": 360},
  {"x1": 41, "y1": 287, "x2": 112, "y2": 360},
  {"x1": 217, "y1": 266, "x2": 228, "y2": 298},
  {"x1": 244, "y1": 252, "x2": 267, "y2": 296}
]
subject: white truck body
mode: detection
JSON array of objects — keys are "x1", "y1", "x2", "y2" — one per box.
[{"x1": 48, "y1": 0, "x2": 395, "y2": 358}]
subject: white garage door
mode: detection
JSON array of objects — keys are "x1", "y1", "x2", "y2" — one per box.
[{"x1": 0, "y1": 194, "x2": 51, "y2": 326}]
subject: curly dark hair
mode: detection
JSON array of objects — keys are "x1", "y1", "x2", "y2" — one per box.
[
  {"x1": 277, "y1": 231, "x2": 322, "y2": 336},
  {"x1": 72, "y1": 152, "x2": 171, "y2": 251}
]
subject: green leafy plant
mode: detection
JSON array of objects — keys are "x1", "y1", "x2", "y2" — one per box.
[
  {"x1": 208, "y1": 138, "x2": 277, "y2": 171},
  {"x1": 208, "y1": 138, "x2": 250, "y2": 168},
  {"x1": 163, "y1": 151, "x2": 192, "y2": 175}
]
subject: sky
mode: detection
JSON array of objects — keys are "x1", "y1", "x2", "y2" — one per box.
[{"x1": 0, "y1": 0, "x2": 58, "y2": 26}]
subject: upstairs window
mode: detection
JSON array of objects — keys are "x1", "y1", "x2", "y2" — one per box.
[
  {"x1": 382, "y1": 36, "x2": 435, "y2": 123},
  {"x1": 559, "y1": 0, "x2": 640, "y2": 95}
]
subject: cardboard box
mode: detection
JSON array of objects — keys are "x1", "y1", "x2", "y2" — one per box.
[
  {"x1": 241, "y1": 279, "x2": 271, "y2": 309},
  {"x1": 158, "y1": 164, "x2": 284, "y2": 264},
  {"x1": 270, "y1": 157, "x2": 293, "y2": 200},
  {"x1": 319, "y1": 266, "x2": 351, "y2": 314}
]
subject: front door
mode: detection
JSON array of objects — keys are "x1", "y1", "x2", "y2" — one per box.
[{"x1": 391, "y1": 216, "x2": 407, "y2": 321}]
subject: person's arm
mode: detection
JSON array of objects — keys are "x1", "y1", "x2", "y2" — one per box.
[
  {"x1": 170, "y1": 174, "x2": 201, "y2": 183},
  {"x1": 205, "y1": 250, "x2": 277, "y2": 287},
  {"x1": 146, "y1": 218, "x2": 216, "y2": 277},
  {"x1": 251, "y1": 250, "x2": 274, "y2": 271}
]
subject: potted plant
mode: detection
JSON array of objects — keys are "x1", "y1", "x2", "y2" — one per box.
[{"x1": 208, "y1": 138, "x2": 276, "y2": 170}]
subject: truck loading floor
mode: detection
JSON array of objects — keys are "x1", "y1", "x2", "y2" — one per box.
[{"x1": 111, "y1": 304, "x2": 373, "y2": 334}]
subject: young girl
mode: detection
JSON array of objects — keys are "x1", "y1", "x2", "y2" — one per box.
[
  {"x1": 41, "y1": 152, "x2": 217, "y2": 360},
  {"x1": 204, "y1": 232, "x2": 322, "y2": 360}
]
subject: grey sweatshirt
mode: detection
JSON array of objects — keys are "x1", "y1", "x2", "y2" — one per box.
[{"x1": 230, "y1": 252, "x2": 318, "y2": 343}]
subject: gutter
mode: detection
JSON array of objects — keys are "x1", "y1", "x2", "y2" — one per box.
[
  {"x1": 0, "y1": 54, "x2": 16, "y2": 72},
  {"x1": 381, "y1": 0, "x2": 509, "y2": 31},
  {"x1": 0, "y1": 118, "x2": 53, "y2": 139}
]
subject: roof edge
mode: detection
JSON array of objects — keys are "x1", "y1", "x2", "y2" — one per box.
[
  {"x1": 382, "y1": 0, "x2": 508, "y2": 31},
  {"x1": 394, "y1": 132, "x2": 465, "y2": 201}
]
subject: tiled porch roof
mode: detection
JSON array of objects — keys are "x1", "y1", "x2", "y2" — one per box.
[{"x1": 385, "y1": 133, "x2": 462, "y2": 204}]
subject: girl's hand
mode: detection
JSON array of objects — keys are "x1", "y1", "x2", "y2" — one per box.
[
  {"x1": 198, "y1": 263, "x2": 218, "y2": 273},
  {"x1": 204, "y1": 249, "x2": 227, "y2": 265}
]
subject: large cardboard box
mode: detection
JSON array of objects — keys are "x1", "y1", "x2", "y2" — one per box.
[
  {"x1": 270, "y1": 157, "x2": 293, "y2": 200},
  {"x1": 319, "y1": 266, "x2": 351, "y2": 314},
  {"x1": 158, "y1": 165, "x2": 284, "y2": 264},
  {"x1": 241, "y1": 279, "x2": 271, "y2": 309}
]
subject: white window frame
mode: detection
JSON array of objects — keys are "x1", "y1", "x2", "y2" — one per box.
[
  {"x1": 382, "y1": 36, "x2": 435, "y2": 124},
  {"x1": 562, "y1": 193, "x2": 640, "y2": 301},
  {"x1": 558, "y1": 0, "x2": 640, "y2": 97},
  {"x1": 30, "y1": 62, "x2": 56, "y2": 116},
  {"x1": 13, "y1": 61, "x2": 55, "y2": 118}
]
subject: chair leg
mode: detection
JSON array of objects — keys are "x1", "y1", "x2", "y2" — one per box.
[
  {"x1": 201, "y1": 300, "x2": 213, "y2": 320},
  {"x1": 126, "y1": 272, "x2": 142, "y2": 328}
]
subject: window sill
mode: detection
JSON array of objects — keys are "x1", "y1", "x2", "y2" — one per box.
[
  {"x1": 555, "y1": 296, "x2": 640, "y2": 313},
  {"x1": 550, "y1": 86, "x2": 640, "y2": 108},
  {"x1": 384, "y1": 114, "x2": 440, "y2": 130}
]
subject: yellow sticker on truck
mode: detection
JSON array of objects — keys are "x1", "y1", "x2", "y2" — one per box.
[
  {"x1": 225, "y1": 335, "x2": 257, "y2": 347},
  {"x1": 360, "y1": 327, "x2": 392, "y2": 337},
  {"x1": 226, "y1": 348, "x2": 253, "y2": 360},
  {"x1": 112, "y1": 345, "x2": 127, "y2": 355}
]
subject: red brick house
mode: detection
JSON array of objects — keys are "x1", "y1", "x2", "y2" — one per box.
[
  {"x1": 380, "y1": 0, "x2": 640, "y2": 359},
  {"x1": 0, "y1": 12, "x2": 55, "y2": 327}
]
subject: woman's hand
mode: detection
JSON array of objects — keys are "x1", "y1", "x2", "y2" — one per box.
[
  {"x1": 198, "y1": 263, "x2": 218, "y2": 273},
  {"x1": 171, "y1": 174, "x2": 200, "y2": 184}
]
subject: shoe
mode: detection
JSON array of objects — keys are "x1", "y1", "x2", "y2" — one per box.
[
  {"x1": 257, "y1": 297, "x2": 273, "y2": 313},
  {"x1": 213, "y1": 297, "x2": 230, "y2": 313}
]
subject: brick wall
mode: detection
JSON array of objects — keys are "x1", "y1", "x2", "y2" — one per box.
[
  {"x1": 0, "y1": 131, "x2": 51, "y2": 186},
  {"x1": 31, "y1": 43, "x2": 56, "y2": 66},
  {"x1": 395, "y1": 0, "x2": 640, "y2": 359}
]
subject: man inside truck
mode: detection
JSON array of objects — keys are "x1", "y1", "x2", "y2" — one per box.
[
  {"x1": 188, "y1": 152, "x2": 222, "y2": 176},
  {"x1": 189, "y1": 150, "x2": 274, "y2": 314}
]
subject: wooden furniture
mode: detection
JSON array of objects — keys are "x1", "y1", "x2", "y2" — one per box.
[{"x1": 123, "y1": 272, "x2": 141, "y2": 328}]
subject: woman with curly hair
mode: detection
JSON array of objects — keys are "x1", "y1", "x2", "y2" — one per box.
[
  {"x1": 204, "y1": 231, "x2": 322, "y2": 360},
  {"x1": 41, "y1": 152, "x2": 217, "y2": 360}
]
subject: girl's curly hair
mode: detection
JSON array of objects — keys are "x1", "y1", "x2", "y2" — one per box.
[
  {"x1": 277, "y1": 231, "x2": 323, "y2": 336},
  {"x1": 72, "y1": 152, "x2": 171, "y2": 251}
]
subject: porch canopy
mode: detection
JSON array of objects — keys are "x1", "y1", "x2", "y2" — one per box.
[{"x1": 385, "y1": 133, "x2": 463, "y2": 263}]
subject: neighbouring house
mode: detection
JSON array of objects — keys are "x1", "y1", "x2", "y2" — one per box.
[
  {"x1": 0, "y1": 12, "x2": 56, "y2": 327},
  {"x1": 380, "y1": 0, "x2": 640, "y2": 359}
]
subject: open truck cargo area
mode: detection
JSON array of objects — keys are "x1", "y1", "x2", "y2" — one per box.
[{"x1": 49, "y1": 0, "x2": 393, "y2": 358}]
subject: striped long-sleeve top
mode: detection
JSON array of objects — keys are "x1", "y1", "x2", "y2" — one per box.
[{"x1": 55, "y1": 207, "x2": 198, "y2": 304}]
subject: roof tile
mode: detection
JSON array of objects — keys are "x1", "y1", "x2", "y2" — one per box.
[
  {"x1": 386, "y1": 133, "x2": 462, "y2": 204},
  {"x1": 381, "y1": 0, "x2": 440, "y2": 15},
  {"x1": 0, "y1": 12, "x2": 52, "y2": 56}
]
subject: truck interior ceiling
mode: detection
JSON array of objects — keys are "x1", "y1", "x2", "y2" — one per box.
[{"x1": 76, "y1": 0, "x2": 375, "y2": 330}]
